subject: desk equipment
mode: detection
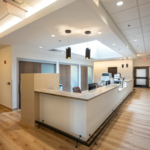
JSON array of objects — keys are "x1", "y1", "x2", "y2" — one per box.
[
  {"x1": 101, "y1": 73, "x2": 112, "y2": 85},
  {"x1": 88, "y1": 83, "x2": 97, "y2": 91}
]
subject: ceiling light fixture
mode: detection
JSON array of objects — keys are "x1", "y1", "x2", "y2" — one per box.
[
  {"x1": 134, "y1": 40, "x2": 137, "y2": 41},
  {"x1": 65, "y1": 30, "x2": 71, "y2": 59},
  {"x1": 117, "y1": 1, "x2": 123, "y2": 6},
  {"x1": 112, "y1": 44, "x2": 116, "y2": 45},
  {"x1": 39, "y1": 46, "x2": 42, "y2": 48},
  {"x1": 98, "y1": 32, "x2": 102, "y2": 34},
  {"x1": 119, "y1": 49, "x2": 123, "y2": 51},
  {"x1": 51, "y1": 35, "x2": 55, "y2": 37},
  {"x1": 85, "y1": 31, "x2": 91, "y2": 60}
]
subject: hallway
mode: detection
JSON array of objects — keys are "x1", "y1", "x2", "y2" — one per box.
[{"x1": 0, "y1": 88, "x2": 150, "y2": 150}]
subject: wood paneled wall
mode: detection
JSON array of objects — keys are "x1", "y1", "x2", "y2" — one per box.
[
  {"x1": 59, "y1": 64, "x2": 71, "y2": 92},
  {"x1": 81, "y1": 66, "x2": 88, "y2": 91}
]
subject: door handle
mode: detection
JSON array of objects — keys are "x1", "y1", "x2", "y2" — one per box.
[{"x1": 7, "y1": 82, "x2": 11, "y2": 85}]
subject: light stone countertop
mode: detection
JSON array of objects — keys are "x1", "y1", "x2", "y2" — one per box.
[
  {"x1": 35, "y1": 79, "x2": 133, "y2": 101},
  {"x1": 35, "y1": 84, "x2": 121, "y2": 101}
]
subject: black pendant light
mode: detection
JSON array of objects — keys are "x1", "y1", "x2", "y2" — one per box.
[
  {"x1": 65, "y1": 30, "x2": 71, "y2": 59},
  {"x1": 85, "y1": 31, "x2": 91, "y2": 60}
]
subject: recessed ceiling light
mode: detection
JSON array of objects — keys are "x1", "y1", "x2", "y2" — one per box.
[
  {"x1": 117, "y1": 1, "x2": 123, "y2": 6},
  {"x1": 134, "y1": 40, "x2": 137, "y2": 41},
  {"x1": 39, "y1": 46, "x2": 43, "y2": 48},
  {"x1": 112, "y1": 43, "x2": 116, "y2": 45},
  {"x1": 51, "y1": 35, "x2": 55, "y2": 37},
  {"x1": 98, "y1": 32, "x2": 102, "y2": 34}
]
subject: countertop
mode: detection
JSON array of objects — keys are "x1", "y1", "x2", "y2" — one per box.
[{"x1": 35, "y1": 84, "x2": 121, "y2": 101}]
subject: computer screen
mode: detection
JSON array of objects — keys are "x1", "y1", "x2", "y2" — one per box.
[{"x1": 88, "y1": 83, "x2": 97, "y2": 91}]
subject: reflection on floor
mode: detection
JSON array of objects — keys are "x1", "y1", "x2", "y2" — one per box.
[{"x1": 0, "y1": 88, "x2": 150, "y2": 150}]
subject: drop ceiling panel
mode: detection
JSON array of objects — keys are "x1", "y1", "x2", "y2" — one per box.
[
  {"x1": 122, "y1": 27, "x2": 142, "y2": 35},
  {"x1": 117, "y1": 19, "x2": 141, "y2": 30},
  {"x1": 128, "y1": 37, "x2": 143, "y2": 42},
  {"x1": 139, "y1": 3, "x2": 150, "y2": 17},
  {"x1": 101, "y1": 0, "x2": 137, "y2": 14},
  {"x1": 143, "y1": 31, "x2": 150, "y2": 37},
  {"x1": 144, "y1": 36, "x2": 150, "y2": 41},
  {"x1": 142, "y1": 25, "x2": 150, "y2": 32},
  {"x1": 138, "y1": 0, "x2": 150, "y2": 5},
  {"x1": 126, "y1": 33, "x2": 143, "y2": 39},
  {"x1": 141, "y1": 16, "x2": 150, "y2": 26},
  {"x1": 111, "y1": 7, "x2": 139, "y2": 23}
]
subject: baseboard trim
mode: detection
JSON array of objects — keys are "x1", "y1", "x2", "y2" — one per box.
[{"x1": 0, "y1": 104, "x2": 17, "y2": 111}]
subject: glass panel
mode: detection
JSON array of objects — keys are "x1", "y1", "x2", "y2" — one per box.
[
  {"x1": 71, "y1": 65, "x2": 79, "y2": 92},
  {"x1": 41, "y1": 64, "x2": 56, "y2": 73},
  {"x1": 136, "y1": 79, "x2": 146, "y2": 85},
  {"x1": 88, "y1": 67, "x2": 93, "y2": 84},
  {"x1": 136, "y1": 69, "x2": 146, "y2": 77}
]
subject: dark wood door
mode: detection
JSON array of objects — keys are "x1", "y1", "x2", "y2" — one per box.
[
  {"x1": 108, "y1": 67, "x2": 117, "y2": 78},
  {"x1": 59, "y1": 64, "x2": 71, "y2": 92},
  {"x1": 19, "y1": 61, "x2": 41, "y2": 109},
  {"x1": 134, "y1": 67, "x2": 149, "y2": 87},
  {"x1": 81, "y1": 66, "x2": 88, "y2": 91}
]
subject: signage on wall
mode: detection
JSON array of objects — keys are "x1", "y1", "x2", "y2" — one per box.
[
  {"x1": 142, "y1": 58, "x2": 146, "y2": 61},
  {"x1": 4, "y1": 61, "x2": 6, "y2": 64}
]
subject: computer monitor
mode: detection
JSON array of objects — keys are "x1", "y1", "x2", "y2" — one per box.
[{"x1": 88, "y1": 83, "x2": 97, "y2": 91}]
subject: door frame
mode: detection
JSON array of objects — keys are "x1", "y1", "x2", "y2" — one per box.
[
  {"x1": 108, "y1": 67, "x2": 118, "y2": 78},
  {"x1": 134, "y1": 66, "x2": 149, "y2": 88},
  {"x1": 17, "y1": 58, "x2": 57, "y2": 110}
]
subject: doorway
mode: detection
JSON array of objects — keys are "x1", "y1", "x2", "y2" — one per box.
[
  {"x1": 134, "y1": 67, "x2": 149, "y2": 88},
  {"x1": 108, "y1": 67, "x2": 117, "y2": 78}
]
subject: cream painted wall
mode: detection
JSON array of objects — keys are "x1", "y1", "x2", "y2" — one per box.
[
  {"x1": 133, "y1": 58, "x2": 150, "y2": 67},
  {"x1": 0, "y1": 46, "x2": 12, "y2": 109},
  {"x1": 94, "y1": 60, "x2": 133, "y2": 82},
  {"x1": 11, "y1": 45, "x2": 93, "y2": 109}
]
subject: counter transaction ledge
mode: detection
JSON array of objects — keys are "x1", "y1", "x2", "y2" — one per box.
[{"x1": 21, "y1": 74, "x2": 133, "y2": 146}]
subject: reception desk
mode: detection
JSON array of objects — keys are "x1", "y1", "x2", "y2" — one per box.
[
  {"x1": 34, "y1": 79, "x2": 133, "y2": 141},
  {"x1": 21, "y1": 74, "x2": 132, "y2": 141}
]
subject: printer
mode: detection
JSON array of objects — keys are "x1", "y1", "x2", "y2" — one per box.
[{"x1": 101, "y1": 73, "x2": 112, "y2": 85}]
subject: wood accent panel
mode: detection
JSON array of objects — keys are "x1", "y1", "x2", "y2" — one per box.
[
  {"x1": 108, "y1": 67, "x2": 117, "y2": 78},
  {"x1": 81, "y1": 66, "x2": 88, "y2": 91},
  {"x1": 134, "y1": 67, "x2": 148, "y2": 87},
  {"x1": 19, "y1": 61, "x2": 41, "y2": 109},
  {"x1": 21, "y1": 73, "x2": 59, "y2": 127},
  {"x1": 1, "y1": 88, "x2": 150, "y2": 149},
  {"x1": 59, "y1": 64, "x2": 71, "y2": 92}
]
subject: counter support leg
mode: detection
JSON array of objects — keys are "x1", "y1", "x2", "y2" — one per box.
[{"x1": 75, "y1": 135, "x2": 82, "y2": 148}]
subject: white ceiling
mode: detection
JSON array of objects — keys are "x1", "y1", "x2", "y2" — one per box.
[
  {"x1": 101, "y1": 0, "x2": 150, "y2": 56},
  {"x1": 0, "y1": 0, "x2": 137, "y2": 60}
]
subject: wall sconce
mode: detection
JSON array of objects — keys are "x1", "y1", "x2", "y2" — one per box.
[
  {"x1": 122, "y1": 64, "x2": 124, "y2": 68},
  {"x1": 126, "y1": 64, "x2": 128, "y2": 68}
]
